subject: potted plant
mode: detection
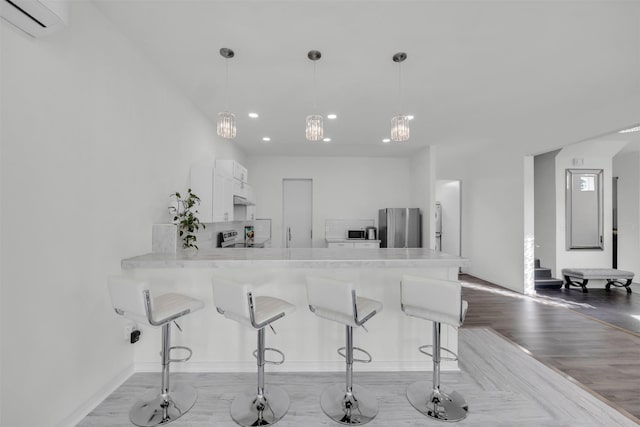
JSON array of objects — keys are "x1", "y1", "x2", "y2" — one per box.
[{"x1": 169, "y1": 188, "x2": 206, "y2": 251}]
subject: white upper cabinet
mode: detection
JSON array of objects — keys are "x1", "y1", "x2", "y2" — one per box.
[
  {"x1": 232, "y1": 178, "x2": 248, "y2": 199},
  {"x1": 189, "y1": 163, "x2": 235, "y2": 222},
  {"x1": 191, "y1": 160, "x2": 254, "y2": 223},
  {"x1": 213, "y1": 168, "x2": 234, "y2": 222},
  {"x1": 216, "y1": 159, "x2": 248, "y2": 183}
]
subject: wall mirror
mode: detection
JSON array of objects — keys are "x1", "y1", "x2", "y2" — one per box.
[{"x1": 566, "y1": 169, "x2": 603, "y2": 250}]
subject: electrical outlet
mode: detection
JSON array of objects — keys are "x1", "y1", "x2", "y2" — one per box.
[
  {"x1": 124, "y1": 323, "x2": 141, "y2": 344},
  {"x1": 124, "y1": 324, "x2": 134, "y2": 341}
]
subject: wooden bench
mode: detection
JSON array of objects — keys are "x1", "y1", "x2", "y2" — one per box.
[{"x1": 562, "y1": 268, "x2": 634, "y2": 294}]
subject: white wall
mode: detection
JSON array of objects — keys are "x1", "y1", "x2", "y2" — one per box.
[
  {"x1": 435, "y1": 144, "x2": 528, "y2": 292},
  {"x1": 409, "y1": 147, "x2": 433, "y2": 249},
  {"x1": 554, "y1": 141, "x2": 625, "y2": 277},
  {"x1": 534, "y1": 150, "x2": 559, "y2": 272},
  {"x1": 0, "y1": 3, "x2": 244, "y2": 426},
  {"x1": 245, "y1": 156, "x2": 411, "y2": 247},
  {"x1": 613, "y1": 152, "x2": 640, "y2": 275}
]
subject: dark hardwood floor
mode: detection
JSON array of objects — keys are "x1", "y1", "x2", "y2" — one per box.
[{"x1": 460, "y1": 274, "x2": 640, "y2": 421}]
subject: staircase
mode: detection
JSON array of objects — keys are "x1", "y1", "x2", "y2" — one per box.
[{"x1": 535, "y1": 259, "x2": 564, "y2": 290}]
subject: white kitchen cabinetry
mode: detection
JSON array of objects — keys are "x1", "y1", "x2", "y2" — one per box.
[
  {"x1": 246, "y1": 205, "x2": 256, "y2": 221},
  {"x1": 328, "y1": 242, "x2": 353, "y2": 248},
  {"x1": 213, "y1": 169, "x2": 234, "y2": 222},
  {"x1": 216, "y1": 159, "x2": 248, "y2": 183},
  {"x1": 327, "y1": 241, "x2": 381, "y2": 248},
  {"x1": 233, "y1": 178, "x2": 248, "y2": 199},
  {"x1": 354, "y1": 242, "x2": 380, "y2": 248}
]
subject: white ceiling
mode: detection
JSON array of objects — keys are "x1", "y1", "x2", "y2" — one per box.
[{"x1": 94, "y1": 0, "x2": 640, "y2": 157}]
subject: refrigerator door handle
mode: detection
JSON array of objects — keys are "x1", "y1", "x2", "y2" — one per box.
[{"x1": 405, "y1": 208, "x2": 409, "y2": 248}]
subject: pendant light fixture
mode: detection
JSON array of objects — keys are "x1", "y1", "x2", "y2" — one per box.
[
  {"x1": 217, "y1": 47, "x2": 236, "y2": 139},
  {"x1": 306, "y1": 50, "x2": 323, "y2": 142},
  {"x1": 391, "y1": 52, "x2": 410, "y2": 142}
]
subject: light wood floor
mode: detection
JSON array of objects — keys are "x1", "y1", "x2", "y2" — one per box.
[
  {"x1": 79, "y1": 328, "x2": 638, "y2": 426},
  {"x1": 460, "y1": 274, "x2": 640, "y2": 421}
]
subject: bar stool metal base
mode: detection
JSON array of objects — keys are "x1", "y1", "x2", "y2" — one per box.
[
  {"x1": 407, "y1": 381, "x2": 468, "y2": 422},
  {"x1": 129, "y1": 384, "x2": 198, "y2": 427},
  {"x1": 230, "y1": 385, "x2": 290, "y2": 426},
  {"x1": 320, "y1": 383, "x2": 378, "y2": 425}
]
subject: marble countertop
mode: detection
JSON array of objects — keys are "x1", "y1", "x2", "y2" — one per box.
[
  {"x1": 325, "y1": 238, "x2": 381, "y2": 243},
  {"x1": 121, "y1": 248, "x2": 468, "y2": 269}
]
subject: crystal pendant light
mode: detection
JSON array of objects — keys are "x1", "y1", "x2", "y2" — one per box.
[
  {"x1": 306, "y1": 50, "x2": 323, "y2": 141},
  {"x1": 391, "y1": 115, "x2": 410, "y2": 141},
  {"x1": 217, "y1": 112, "x2": 236, "y2": 139},
  {"x1": 306, "y1": 114, "x2": 323, "y2": 141},
  {"x1": 217, "y1": 48, "x2": 236, "y2": 140},
  {"x1": 391, "y1": 52, "x2": 410, "y2": 142}
]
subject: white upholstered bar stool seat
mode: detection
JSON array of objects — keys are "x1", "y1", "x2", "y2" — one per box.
[
  {"x1": 212, "y1": 277, "x2": 295, "y2": 427},
  {"x1": 108, "y1": 276, "x2": 204, "y2": 427},
  {"x1": 400, "y1": 274, "x2": 469, "y2": 422},
  {"x1": 306, "y1": 276, "x2": 383, "y2": 426}
]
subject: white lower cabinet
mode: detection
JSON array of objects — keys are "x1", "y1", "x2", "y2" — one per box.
[
  {"x1": 354, "y1": 242, "x2": 380, "y2": 248},
  {"x1": 328, "y1": 242, "x2": 354, "y2": 248},
  {"x1": 327, "y1": 241, "x2": 380, "y2": 248}
]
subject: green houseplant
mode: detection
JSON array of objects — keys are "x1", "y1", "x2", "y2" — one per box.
[{"x1": 169, "y1": 188, "x2": 206, "y2": 250}]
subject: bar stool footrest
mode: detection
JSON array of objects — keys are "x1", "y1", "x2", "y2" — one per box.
[
  {"x1": 337, "y1": 346, "x2": 373, "y2": 363},
  {"x1": 168, "y1": 346, "x2": 193, "y2": 363},
  {"x1": 418, "y1": 344, "x2": 458, "y2": 361},
  {"x1": 252, "y1": 347, "x2": 286, "y2": 365}
]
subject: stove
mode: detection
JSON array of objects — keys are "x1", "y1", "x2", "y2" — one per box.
[
  {"x1": 218, "y1": 230, "x2": 266, "y2": 248},
  {"x1": 218, "y1": 230, "x2": 239, "y2": 248}
]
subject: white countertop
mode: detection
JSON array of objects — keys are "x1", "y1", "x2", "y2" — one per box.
[
  {"x1": 121, "y1": 247, "x2": 467, "y2": 269},
  {"x1": 325, "y1": 238, "x2": 381, "y2": 243}
]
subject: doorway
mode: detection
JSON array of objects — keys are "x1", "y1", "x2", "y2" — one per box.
[{"x1": 282, "y1": 179, "x2": 313, "y2": 248}]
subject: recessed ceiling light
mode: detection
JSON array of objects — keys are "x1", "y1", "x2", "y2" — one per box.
[
  {"x1": 382, "y1": 138, "x2": 391, "y2": 143},
  {"x1": 262, "y1": 137, "x2": 271, "y2": 142},
  {"x1": 323, "y1": 138, "x2": 331, "y2": 142},
  {"x1": 406, "y1": 115, "x2": 414, "y2": 120},
  {"x1": 248, "y1": 112, "x2": 259, "y2": 118},
  {"x1": 619, "y1": 125, "x2": 640, "y2": 134},
  {"x1": 327, "y1": 114, "x2": 337, "y2": 120}
]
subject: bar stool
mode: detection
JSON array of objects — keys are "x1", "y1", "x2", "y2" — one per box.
[
  {"x1": 212, "y1": 277, "x2": 295, "y2": 426},
  {"x1": 107, "y1": 276, "x2": 204, "y2": 427},
  {"x1": 400, "y1": 274, "x2": 469, "y2": 422},
  {"x1": 306, "y1": 276, "x2": 383, "y2": 425}
]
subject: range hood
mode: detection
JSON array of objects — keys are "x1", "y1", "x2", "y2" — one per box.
[{"x1": 233, "y1": 195, "x2": 255, "y2": 206}]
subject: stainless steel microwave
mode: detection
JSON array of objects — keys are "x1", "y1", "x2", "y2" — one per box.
[{"x1": 347, "y1": 229, "x2": 366, "y2": 239}]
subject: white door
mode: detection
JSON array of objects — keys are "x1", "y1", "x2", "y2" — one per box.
[
  {"x1": 435, "y1": 180, "x2": 461, "y2": 256},
  {"x1": 283, "y1": 179, "x2": 312, "y2": 248}
]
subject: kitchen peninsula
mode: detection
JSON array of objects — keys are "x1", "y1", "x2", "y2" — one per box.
[{"x1": 121, "y1": 248, "x2": 468, "y2": 373}]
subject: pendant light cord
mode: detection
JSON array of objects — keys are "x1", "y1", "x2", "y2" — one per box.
[
  {"x1": 313, "y1": 60, "x2": 318, "y2": 110},
  {"x1": 225, "y1": 58, "x2": 229, "y2": 111},
  {"x1": 397, "y1": 61, "x2": 403, "y2": 116}
]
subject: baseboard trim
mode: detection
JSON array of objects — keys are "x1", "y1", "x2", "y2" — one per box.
[
  {"x1": 134, "y1": 360, "x2": 459, "y2": 373},
  {"x1": 56, "y1": 364, "x2": 134, "y2": 427}
]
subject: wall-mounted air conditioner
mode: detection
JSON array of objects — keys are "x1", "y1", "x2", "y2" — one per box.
[{"x1": 0, "y1": 0, "x2": 68, "y2": 37}]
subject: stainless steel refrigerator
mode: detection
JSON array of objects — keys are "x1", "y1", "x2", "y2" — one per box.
[{"x1": 378, "y1": 208, "x2": 421, "y2": 248}]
